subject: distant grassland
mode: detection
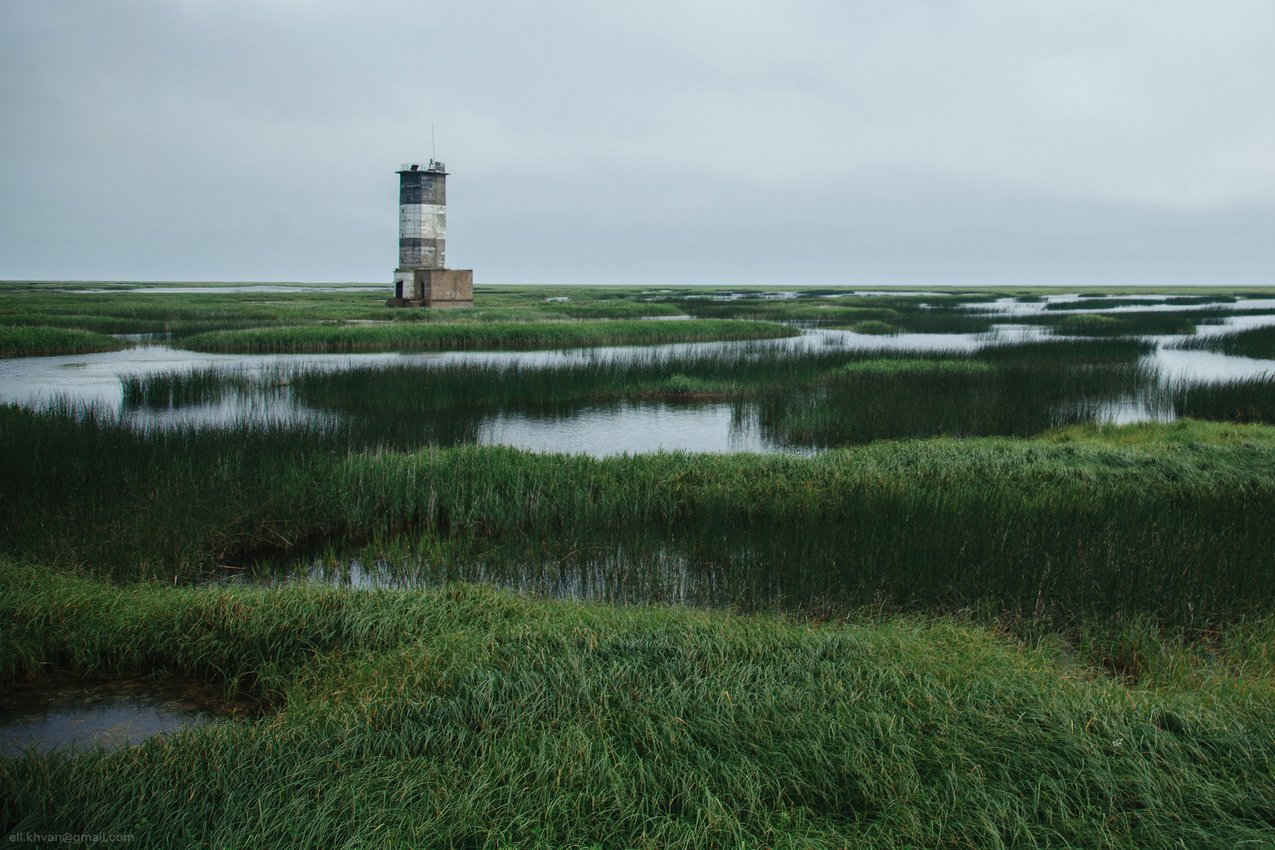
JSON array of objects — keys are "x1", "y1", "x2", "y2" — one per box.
[
  {"x1": 0, "y1": 285, "x2": 687, "y2": 339},
  {"x1": 0, "y1": 325, "x2": 125, "y2": 357},
  {"x1": 3, "y1": 282, "x2": 1274, "y2": 354},
  {"x1": 176, "y1": 318, "x2": 797, "y2": 353}
]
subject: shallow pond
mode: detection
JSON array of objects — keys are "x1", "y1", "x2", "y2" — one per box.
[{"x1": 0, "y1": 676, "x2": 255, "y2": 755}]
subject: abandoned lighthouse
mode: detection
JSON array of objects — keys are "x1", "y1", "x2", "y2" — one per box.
[{"x1": 386, "y1": 159, "x2": 474, "y2": 308}]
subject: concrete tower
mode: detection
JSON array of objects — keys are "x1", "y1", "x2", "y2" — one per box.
[{"x1": 387, "y1": 159, "x2": 473, "y2": 308}]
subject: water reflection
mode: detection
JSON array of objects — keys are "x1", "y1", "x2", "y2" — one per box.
[
  {"x1": 3, "y1": 321, "x2": 1275, "y2": 456},
  {"x1": 0, "y1": 676, "x2": 254, "y2": 755},
  {"x1": 477, "y1": 401, "x2": 788, "y2": 456},
  {"x1": 231, "y1": 510, "x2": 1274, "y2": 623}
]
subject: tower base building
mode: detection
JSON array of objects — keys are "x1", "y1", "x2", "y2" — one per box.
[
  {"x1": 386, "y1": 159, "x2": 473, "y2": 308},
  {"x1": 386, "y1": 268, "x2": 473, "y2": 308}
]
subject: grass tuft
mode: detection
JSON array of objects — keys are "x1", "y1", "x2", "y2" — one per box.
[{"x1": 0, "y1": 326, "x2": 125, "y2": 358}]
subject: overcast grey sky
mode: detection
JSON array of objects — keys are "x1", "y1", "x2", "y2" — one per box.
[{"x1": 2, "y1": 0, "x2": 1273, "y2": 286}]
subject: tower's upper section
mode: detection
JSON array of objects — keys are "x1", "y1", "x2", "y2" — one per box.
[{"x1": 398, "y1": 160, "x2": 447, "y2": 208}]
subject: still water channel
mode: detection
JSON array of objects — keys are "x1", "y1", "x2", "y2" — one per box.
[{"x1": 2, "y1": 310, "x2": 1273, "y2": 456}]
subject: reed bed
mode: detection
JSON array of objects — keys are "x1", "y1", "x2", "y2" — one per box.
[
  {"x1": 1175, "y1": 324, "x2": 1275, "y2": 359},
  {"x1": 1044, "y1": 296, "x2": 1238, "y2": 311},
  {"x1": 1009, "y1": 310, "x2": 1238, "y2": 337},
  {"x1": 2, "y1": 561, "x2": 1273, "y2": 848},
  {"x1": 1044, "y1": 297, "x2": 1165, "y2": 310},
  {"x1": 3, "y1": 405, "x2": 1273, "y2": 624},
  {"x1": 177, "y1": 319, "x2": 796, "y2": 353},
  {"x1": 755, "y1": 339, "x2": 1162, "y2": 447},
  {"x1": 831, "y1": 313, "x2": 999, "y2": 334},
  {"x1": 1165, "y1": 374, "x2": 1275, "y2": 424},
  {"x1": 0, "y1": 326, "x2": 125, "y2": 357},
  {"x1": 758, "y1": 360, "x2": 1159, "y2": 446},
  {"x1": 115, "y1": 338, "x2": 1168, "y2": 449},
  {"x1": 1059, "y1": 313, "x2": 1203, "y2": 336},
  {"x1": 537, "y1": 298, "x2": 684, "y2": 319},
  {"x1": 660, "y1": 295, "x2": 1002, "y2": 333},
  {"x1": 1163, "y1": 295, "x2": 1241, "y2": 305},
  {"x1": 120, "y1": 367, "x2": 261, "y2": 409},
  {"x1": 973, "y1": 337, "x2": 1155, "y2": 363},
  {"x1": 285, "y1": 346, "x2": 909, "y2": 414},
  {"x1": 842, "y1": 320, "x2": 897, "y2": 335}
]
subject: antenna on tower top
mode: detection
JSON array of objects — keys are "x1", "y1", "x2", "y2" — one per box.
[{"x1": 431, "y1": 125, "x2": 436, "y2": 162}]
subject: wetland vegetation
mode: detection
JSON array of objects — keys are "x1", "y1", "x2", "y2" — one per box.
[
  {"x1": 4, "y1": 561, "x2": 1273, "y2": 849},
  {"x1": 0, "y1": 326, "x2": 124, "y2": 358},
  {"x1": 3, "y1": 281, "x2": 1275, "y2": 847},
  {"x1": 177, "y1": 318, "x2": 796, "y2": 354},
  {"x1": 1177, "y1": 323, "x2": 1275, "y2": 360}
]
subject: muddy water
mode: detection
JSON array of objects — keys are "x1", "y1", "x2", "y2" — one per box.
[{"x1": 0, "y1": 676, "x2": 255, "y2": 755}]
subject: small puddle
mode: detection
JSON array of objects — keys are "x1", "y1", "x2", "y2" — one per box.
[{"x1": 0, "y1": 675, "x2": 257, "y2": 755}]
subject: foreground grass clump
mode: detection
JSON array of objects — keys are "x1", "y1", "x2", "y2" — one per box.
[
  {"x1": 1, "y1": 562, "x2": 1272, "y2": 848},
  {"x1": 176, "y1": 319, "x2": 796, "y2": 353},
  {"x1": 0, "y1": 326, "x2": 124, "y2": 357}
]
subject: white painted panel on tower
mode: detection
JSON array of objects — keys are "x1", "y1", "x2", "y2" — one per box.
[{"x1": 398, "y1": 204, "x2": 446, "y2": 239}]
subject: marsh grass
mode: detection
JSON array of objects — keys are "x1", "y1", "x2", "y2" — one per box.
[
  {"x1": 1009, "y1": 310, "x2": 1238, "y2": 337},
  {"x1": 972, "y1": 338, "x2": 1155, "y2": 363},
  {"x1": 1046, "y1": 297, "x2": 1162, "y2": 310},
  {"x1": 4, "y1": 290, "x2": 1275, "y2": 844},
  {"x1": 1052, "y1": 314, "x2": 1124, "y2": 334},
  {"x1": 120, "y1": 368, "x2": 261, "y2": 409},
  {"x1": 177, "y1": 319, "x2": 797, "y2": 353},
  {"x1": 843, "y1": 320, "x2": 897, "y2": 335},
  {"x1": 118, "y1": 338, "x2": 1170, "y2": 450},
  {"x1": 2, "y1": 561, "x2": 1273, "y2": 848},
  {"x1": 0, "y1": 326, "x2": 125, "y2": 357},
  {"x1": 285, "y1": 347, "x2": 871, "y2": 414},
  {"x1": 1175, "y1": 324, "x2": 1275, "y2": 359},
  {"x1": 1048, "y1": 295, "x2": 1239, "y2": 310},
  {"x1": 756, "y1": 340, "x2": 1162, "y2": 447},
  {"x1": 663, "y1": 295, "x2": 1001, "y2": 333},
  {"x1": 0, "y1": 286, "x2": 693, "y2": 339},
  {"x1": 3, "y1": 405, "x2": 1273, "y2": 624},
  {"x1": 758, "y1": 361, "x2": 1159, "y2": 445},
  {"x1": 1165, "y1": 374, "x2": 1275, "y2": 424}
]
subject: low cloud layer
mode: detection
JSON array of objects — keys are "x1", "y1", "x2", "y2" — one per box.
[{"x1": 3, "y1": 0, "x2": 1273, "y2": 285}]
